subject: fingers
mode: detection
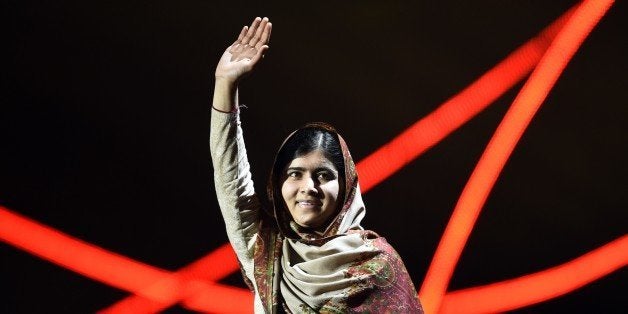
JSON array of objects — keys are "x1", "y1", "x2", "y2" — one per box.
[
  {"x1": 255, "y1": 22, "x2": 272, "y2": 50},
  {"x1": 249, "y1": 17, "x2": 269, "y2": 47},
  {"x1": 236, "y1": 26, "x2": 247, "y2": 42},
  {"x1": 265, "y1": 22, "x2": 272, "y2": 43},
  {"x1": 229, "y1": 17, "x2": 272, "y2": 62},
  {"x1": 241, "y1": 17, "x2": 262, "y2": 45},
  {"x1": 229, "y1": 26, "x2": 248, "y2": 53}
]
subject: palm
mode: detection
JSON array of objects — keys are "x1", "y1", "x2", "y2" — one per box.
[{"x1": 215, "y1": 17, "x2": 272, "y2": 83}]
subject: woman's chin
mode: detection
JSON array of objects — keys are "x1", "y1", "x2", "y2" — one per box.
[
  {"x1": 294, "y1": 217, "x2": 322, "y2": 229},
  {"x1": 295, "y1": 220, "x2": 316, "y2": 229}
]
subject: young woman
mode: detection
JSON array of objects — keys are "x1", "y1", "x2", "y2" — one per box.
[{"x1": 211, "y1": 17, "x2": 423, "y2": 313}]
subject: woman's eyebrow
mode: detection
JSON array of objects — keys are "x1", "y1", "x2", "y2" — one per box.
[
  {"x1": 286, "y1": 166, "x2": 337, "y2": 173},
  {"x1": 315, "y1": 166, "x2": 337, "y2": 173},
  {"x1": 286, "y1": 167, "x2": 306, "y2": 171}
]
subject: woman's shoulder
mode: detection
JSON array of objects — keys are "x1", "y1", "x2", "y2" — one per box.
[
  {"x1": 342, "y1": 230, "x2": 424, "y2": 313},
  {"x1": 348, "y1": 230, "x2": 400, "y2": 256}
]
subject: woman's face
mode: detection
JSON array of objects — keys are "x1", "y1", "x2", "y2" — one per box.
[{"x1": 281, "y1": 149, "x2": 341, "y2": 229}]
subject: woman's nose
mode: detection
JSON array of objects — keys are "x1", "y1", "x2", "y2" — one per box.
[{"x1": 299, "y1": 176, "x2": 317, "y2": 194}]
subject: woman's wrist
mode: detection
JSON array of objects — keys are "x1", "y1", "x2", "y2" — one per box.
[
  {"x1": 214, "y1": 75, "x2": 237, "y2": 86},
  {"x1": 212, "y1": 77, "x2": 238, "y2": 112}
]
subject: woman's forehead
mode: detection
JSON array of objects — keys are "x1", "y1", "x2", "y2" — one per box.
[{"x1": 288, "y1": 150, "x2": 336, "y2": 170}]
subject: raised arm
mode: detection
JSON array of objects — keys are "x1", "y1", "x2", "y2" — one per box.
[
  {"x1": 213, "y1": 17, "x2": 272, "y2": 112},
  {"x1": 209, "y1": 17, "x2": 272, "y2": 290}
]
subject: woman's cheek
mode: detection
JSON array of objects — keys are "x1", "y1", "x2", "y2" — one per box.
[
  {"x1": 281, "y1": 180, "x2": 295, "y2": 205},
  {"x1": 327, "y1": 181, "x2": 340, "y2": 202}
]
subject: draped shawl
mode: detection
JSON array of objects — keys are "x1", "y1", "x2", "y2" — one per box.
[{"x1": 250, "y1": 122, "x2": 423, "y2": 313}]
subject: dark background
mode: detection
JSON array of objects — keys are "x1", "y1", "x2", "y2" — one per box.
[{"x1": 1, "y1": 0, "x2": 626, "y2": 312}]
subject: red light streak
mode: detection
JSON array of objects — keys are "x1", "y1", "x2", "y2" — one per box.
[
  {"x1": 0, "y1": 206, "x2": 167, "y2": 292},
  {"x1": 418, "y1": 0, "x2": 615, "y2": 312},
  {"x1": 105, "y1": 8, "x2": 579, "y2": 309},
  {"x1": 0, "y1": 206, "x2": 252, "y2": 313},
  {"x1": 356, "y1": 4, "x2": 575, "y2": 193},
  {"x1": 440, "y1": 235, "x2": 628, "y2": 314},
  {"x1": 100, "y1": 243, "x2": 252, "y2": 313},
  {"x1": 0, "y1": 1, "x2": 621, "y2": 313},
  {"x1": 3, "y1": 204, "x2": 624, "y2": 313}
]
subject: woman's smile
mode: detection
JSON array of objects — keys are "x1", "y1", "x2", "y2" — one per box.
[
  {"x1": 281, "y1": 150, "x2": 340, "y2": 229},
  {"x1": 296, "y1": 200, "x2": 323, "y2": 208},
  {"x1": 210, "y1": 16, "x2": 423, "y2": 312}
]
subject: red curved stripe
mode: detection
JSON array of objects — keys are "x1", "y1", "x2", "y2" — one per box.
[
  {"x1": 0, "y1": 206, "x2": 252, "y2": 313},
  {"x1": 0, "y1": 206, "x2": 166, "y2": 291},
  {"x1": 99, "y1": 243, "x2": 251, "y2": 313},
  {"x1": 440, "y1": 235, "x2": 628, "y2": 314},
  {"x1": 418, "y1": 1, "x2": 615, "y2": 313},
  {"x1": 105, "y1": 10, "x2": 579, "y2": 310},
  {"x1": 0, "y1": 1, "x2": 620, "y2": 313},
  {"x1": 356, "y1": 4, "x2": 574, "y2": 193}
]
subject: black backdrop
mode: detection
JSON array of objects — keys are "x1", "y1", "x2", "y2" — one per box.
[{"x1": 2, "y1": 0, "x2": 626, "y2": 312}]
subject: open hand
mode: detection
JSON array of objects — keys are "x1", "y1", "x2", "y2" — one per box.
[{"x1": 215, "y1": 17, "x2": 272, "y2": 84}]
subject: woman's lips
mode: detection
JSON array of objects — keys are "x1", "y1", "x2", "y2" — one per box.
[{"x1": 296, "y1": 200, "x2": 322, "y2": 208}]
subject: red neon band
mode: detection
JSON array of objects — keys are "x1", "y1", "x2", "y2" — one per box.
[
  {"x1": 108, "y1": 13, "x2": 577, "y2": 308},
  {"x1": 440, "y1": 235, "x2": 628, "y2": 314},
  {"x1": 356, "y1": 5, "x2": 575, "y2": 193},
  {"x1": 418, "y1": 1, "x2": 615, "y2": 313},
  {"x1": 0, "y1": 206, "x2": 166, "y2": 292},
  {"x1": 0, "y1": 1, "x2": 619, "y2": 313},
  {"x1": 0, "y1": 206, "x2": 252, "y2": 313}
]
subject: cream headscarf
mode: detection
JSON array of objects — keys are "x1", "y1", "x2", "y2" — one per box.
[{"x1": 253, "y1": 123, "x2": 422, "y2": 313}]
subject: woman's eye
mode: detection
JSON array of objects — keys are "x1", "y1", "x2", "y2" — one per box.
[
  {"x1": 288, "y1": 172, "x2": 300, "y2": 179},
  {"x1": 317, "y1": 172, "x2": 334, "y2": 181}
]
